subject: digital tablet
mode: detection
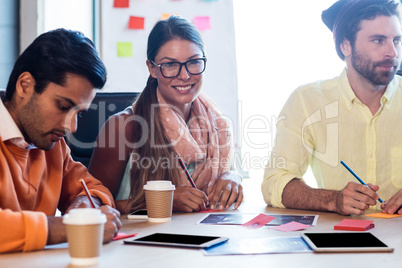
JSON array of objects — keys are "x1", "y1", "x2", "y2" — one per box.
[
  {"x1": 301, "y1": 232, "x2": 394, "y2": 253},
  {"x1": 124, "y1": 233, "x2": 229, "y2": 249},
  {"x1": 127, "y1": 209, "x2": 148, "y2": 220}
]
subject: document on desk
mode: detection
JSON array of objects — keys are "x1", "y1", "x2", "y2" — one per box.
[
  {"x1": 197, "y1": 213, "x2": 318, "y2": 226},
  {"x1": 202, "y1": 236, "x2": 312, "y2": 255}
]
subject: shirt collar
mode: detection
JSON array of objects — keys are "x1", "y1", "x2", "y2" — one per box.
[
  {"x1": 340, "y1": 68, "x2": 400, "y2": 111},
  {"x1": 0, "y1": 98, "x2": 33, "y2": 149}
]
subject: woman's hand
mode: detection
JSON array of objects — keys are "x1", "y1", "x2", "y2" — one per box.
[
  {"x1": 208, "y1": 171, "x2": 243, "y2": 210},
  {"x1": 173, "y1": 186, "x2": 209, "y2": 212}
]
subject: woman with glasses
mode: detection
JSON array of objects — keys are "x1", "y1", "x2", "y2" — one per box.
[{"x1": 89, "y1": 16, "x2": 243, "y2": 214}]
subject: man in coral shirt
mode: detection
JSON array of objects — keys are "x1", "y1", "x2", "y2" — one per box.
[{"x1": 0, "y1": 28, "x2": 121, "y2": 253}]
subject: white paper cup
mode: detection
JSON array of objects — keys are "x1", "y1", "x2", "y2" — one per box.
[
  {"x1": 63, "y1": 208, "x2": 106, "y2": 266},
  {"x1": 144, "y1": 181, "x2": 175, "y2": 223}
]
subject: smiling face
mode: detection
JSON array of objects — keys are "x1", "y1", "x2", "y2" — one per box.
[
  {"x1": 147, "y1": 39, "x2": 204, "y2": 115},
  {"x1": 345, "y1": 15, "x2": 402, "y2": 86},
  {"x1": 9, "y1": 72, "x2": 96, "y2": 150}
]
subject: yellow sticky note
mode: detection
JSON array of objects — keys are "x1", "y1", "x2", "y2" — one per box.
[
  {"x1": 365, "y1": 212, "x2": 402, "y2": 219},
  {"x1": 161, "y1": 13, "x2": 176, "y2": 20},
  {"x1": 117, "y1": 42, "x2": 133, "y2": 57}
]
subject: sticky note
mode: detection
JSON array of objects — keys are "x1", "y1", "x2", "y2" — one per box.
[
  {"x1": 112, "y1": 232, "x2": 137, "y2": 241},
  {"x1": 117, "y1": 42, "x2": 133, "y2": 57},
  {"x1": 129, "y1": 16, "x2": 145, "y2": 30},
  {"x1": 270, "y1": 221, "x2": 310, "y2": 232},
  {"x1": 334, "y1": 219, "x2": 374, "y2": 231},
  {"x1": 161, "y1": 13, "x2": 176, "y2": 20},
  {"x1": 365, "y1": 212, "x2": 402, "y2": 219},
  {"x1": 241, "y1": 213, "x2": 275, "y2": 229},
  {"x1": 193, "y1": 16, "x2": 211, "y2": 31},
  {"x1": 114, "y1": 0, "x2": 129, "y2": 8}
]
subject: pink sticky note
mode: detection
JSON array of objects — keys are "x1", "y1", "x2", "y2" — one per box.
[
  {"x1": 129, "y1": 16, "x2": 145, "y2": 29},
  {"x1": 270, "y1": 221, "x2": 310, "y2": 232},
  {"x1": 241, "y1": 213, "x2": 275, "y2": 229},
  {"x1": 112, "y1": 232, "x2": 137, "y2": 241},
  {"x1": 114, "y1": 0, "x2": 129, "y2": 8},
  {"x1": 193, "y1": 16, "x2": 211, "y2": 31},
  {"x1": 334, "y1": 219, "x2": 374, "y2": 231}
]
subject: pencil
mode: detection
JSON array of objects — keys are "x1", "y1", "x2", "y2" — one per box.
[
  {"x1": 79, "y1": 179, "x2": 97, "y2": 208},
  {"x1": 340, "y1": 161, "x2": 383, "y2": 203},
  {"x1": 178, "y1": 157, "x2": 197, "y2": 189}
]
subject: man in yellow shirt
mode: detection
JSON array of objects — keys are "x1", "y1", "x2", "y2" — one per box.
[{"x1": 262, "y1": 0, "x2": 402, "y2": 216}]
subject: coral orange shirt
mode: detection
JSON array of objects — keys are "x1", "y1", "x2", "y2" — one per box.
[{"x1": 0, "y1": 138, "x2": 115, "y2": 253}]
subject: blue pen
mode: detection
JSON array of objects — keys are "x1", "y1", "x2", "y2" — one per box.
[{"x1": 340, "y1": 161, "x2": 383, "y2": 203}]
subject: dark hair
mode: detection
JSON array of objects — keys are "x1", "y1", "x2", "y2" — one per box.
[
  {"x1": 322, "y1": 0, "x2": 401, "y2": 60},
  {"x1": 127, "y1": 16, "x2": 205, "y2": 211},
  {"x1": 343, "y1": 2, "x2": 401, "y2": 60},
  {"x1": 5, "y1": 28, "x2": 106, "y2": 100}
]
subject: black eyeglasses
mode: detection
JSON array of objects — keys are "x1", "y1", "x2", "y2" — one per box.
[{"x1": 150, "y1": 57, "x2": 207, "y2": 78}]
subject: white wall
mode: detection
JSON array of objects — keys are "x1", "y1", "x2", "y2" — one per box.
[
  {"x1": 100, "y1": 0, "x2": 239, "y2": 146},
  {"x1": 20, "y1": 0, "x2": 93, "y2": 52}
]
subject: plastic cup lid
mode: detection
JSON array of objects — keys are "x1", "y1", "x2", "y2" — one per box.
[
  {"x1": 63, "y1": 208, "x2": 107, "y2": 225},
  {"x1": 143, "y1": 180, "x2": 176, "y2": 191}
]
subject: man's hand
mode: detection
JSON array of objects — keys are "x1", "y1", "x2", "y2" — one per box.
[
  {"x1": 99, "y1": 205, "x2": 122, "y2": 243},
  {"x1": 334, "y1": 182, "x2": 380, "y2": 215},
  {"x1": 208, "y1": 171, "x2": 243, "y2": 210},
  {"x1": 381, "y1": 189, "x2": 402, "y2": 214},
  {"x1": 173, "y1": 186, "x2": 208, "y2": 212}
]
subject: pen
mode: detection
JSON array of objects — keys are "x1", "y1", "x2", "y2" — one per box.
[
  {"x1": 340, "y1": 161, "x2": 383, "y2": 203},
  {"x1": 79, "y1": 179, "x2": 97, "y2": 208},
  {"x1": 178, "y1": 156, "x2": 197, "y2": 188}
]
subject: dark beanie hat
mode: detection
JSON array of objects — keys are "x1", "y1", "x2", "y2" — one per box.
[{"x1": 322, "y1": 0, "x2": 395, "y2": 60}]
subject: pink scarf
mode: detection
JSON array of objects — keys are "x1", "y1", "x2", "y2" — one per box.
[{"x1": 157, "y1": 90, "x2": 232, "y2": 194}]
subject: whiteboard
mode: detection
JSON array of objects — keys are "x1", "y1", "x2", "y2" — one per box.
[{"x1": 100, "y1": 0, "x2": 239, "y2": 140}]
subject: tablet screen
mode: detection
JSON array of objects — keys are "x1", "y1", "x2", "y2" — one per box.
[
  {"x1": 301, "y1": 232, "x2": 393, "y2": 252},
  {"x1": 124, "y1": 233, "x2": 229, "y2": 249}
]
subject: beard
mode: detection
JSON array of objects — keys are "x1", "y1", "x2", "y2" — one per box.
[
  {"x1": 18, "y1": 94, "x2": 56, "y2": 151},
  {"x1": 351, "y1": 47, "x2": 399, "y2": 86}
]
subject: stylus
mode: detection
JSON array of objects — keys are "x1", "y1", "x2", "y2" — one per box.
[{"x1": 340, "y1": 161, "x2": 383, "y2": 203}]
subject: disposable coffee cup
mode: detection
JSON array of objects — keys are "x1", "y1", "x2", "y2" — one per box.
[
  {"x1": 144, "y1": 180, "x2": 175, "y2": 223},
  {"x1": 63, "y1": 208, "x2": 106, "y2": 266}
]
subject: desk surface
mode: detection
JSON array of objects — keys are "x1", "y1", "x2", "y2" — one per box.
[{"x1": 1, "y1": 201, "x2": 401, "y2": 268}]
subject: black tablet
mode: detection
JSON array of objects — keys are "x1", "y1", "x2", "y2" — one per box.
[
  {"x1": 124, "y1": 233, "x2": 229, "y2": 249},
  {"x1": 301, "y1": 232, "x2": 394, "y2": 253}
]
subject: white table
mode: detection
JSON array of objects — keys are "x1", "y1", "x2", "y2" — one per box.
[{"x1": 1, "y1": 201, "x2": 401, "y2": 268}]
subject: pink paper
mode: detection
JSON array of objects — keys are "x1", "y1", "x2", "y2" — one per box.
[
  {"x1": 241, "y1": 213, "x2": 275, "y2": 229},
  {"x1": 270, "y1": 221, "x2": 310, "y2": 232},
  {"x1": 193, "y1": 16, "x2": 211, "y2": 31}
]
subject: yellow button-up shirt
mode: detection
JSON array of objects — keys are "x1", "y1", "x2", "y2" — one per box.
[{"x1": 262, "y1": 69, "x2": 402, "y2": 210}]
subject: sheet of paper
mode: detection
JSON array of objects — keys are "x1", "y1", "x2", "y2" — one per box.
[
  {"x1": 202, "y1": 236, "x2": 312, "y2": 255},
  {"x1": 197, "y1": 213, "x2": 318, "y2": 226},
  {"x1": 129, "y1": 16, "x2": 145, "y2": 29},
  {"x1": 193, "y1": 16, "x2": 211, "y2": 31},
  {"x1": 114, "y1": 0, "x2": 129, "y2": 8},
  {"x1": 270, "y1": 221, "x2": 310, "y2": 232},
  {"x1": 365, "y1": 212, "x2": 402, "y2": 219},
  {"x1": 117, "y1": 42, "x2": 133, "y2": 57},
  {"x1": 241, "y1": 213, "x2": 275, "y2": 229}
]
